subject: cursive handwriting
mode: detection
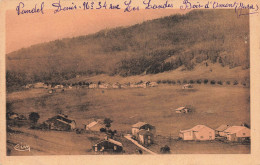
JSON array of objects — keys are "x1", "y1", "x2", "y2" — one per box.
[
  {"x1": 235, "y1": 3, "x2": 259, "y2": 17},
  {"x1": 16, "y1": 2, "x2": 44, "y2": 15},
  {"x1": 124, "y1": 0, "x2": 140, "y2": 12},
  {"x1": 143, "y1": 0, "x2": 173, "y2": 9},
  {"x1": 52, "y1": 1, "x2": 77, "y2": 14}
]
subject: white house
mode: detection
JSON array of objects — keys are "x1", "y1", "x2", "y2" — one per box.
[
  {"x1": 175, "y1": 107, "x2": 190, "y2": 113},
  {"x1": 179, "y1": 125, "x2": 215, "y2": 141},
  {"x1": 223, "y1": 126, "x2": 250, "y2": 142},
  {"x1": 182, "y1": 84, "x2": 193, "y2": 89},
  {"x1": 132, "y1": 122, "x2": 155, "y2": 138}
]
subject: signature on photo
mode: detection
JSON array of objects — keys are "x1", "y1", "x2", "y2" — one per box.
[{"x1": 14, "y1": 143, "x2": 30, "y2": 152}]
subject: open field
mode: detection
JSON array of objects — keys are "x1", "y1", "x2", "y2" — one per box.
[{"x1": 7, "y1": 84, "x2": 250, "y2": 155}]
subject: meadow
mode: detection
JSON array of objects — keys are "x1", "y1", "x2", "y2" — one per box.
[{"x1": 7, "y1": 83, "x2": 250, "y2": 155}]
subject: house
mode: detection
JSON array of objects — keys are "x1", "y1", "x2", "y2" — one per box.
[
  {"x1": 84, "y1": 119, "x2": 104, "y2": 132},
  {"x1": 182, "y1": 84, "x2": 193, "y2": 89},
  {"x1": 112, "y1": 83, "x2": 121, "y2": 89},
  {"x1": 137, "y1": 81, "x2": 150, "y2": 88},
  {"x1": 25, "y1": 84, "x2": 34, "y2": 89},
  {"x1": 44, "y1": 114, "x2": 76, "y2": 131},
  {"x1": 223, "y1": 126, "x2": 250, "y2": 142},
  {"x1": 175, "y1": 107, "x2": 190, "y2": 113},
  {"x1": 179, "y1": 125, "x2": 215, "y2": 141},
  {"x1": 215, "y1": 124, "x2": 230, "y2": 137},
  {"x1": 149, "y1": 82, "x2": 158, "y2": 87},
  {"x1": 137, "y1": 130, "x2": 154, "y2": 146},
  {"x1": 99, "y1": 83, "x2": 109, "y2": 89},
  {"x1": 34, "y1": 82, "x2": 47, "y2": 88},
  {"x1": 89, "y1": 83, "x2": 98, "y2": 89},
  {"x1": 132, "y1": 122, "x2": 155, "y2": 138},
  {"x1": 92, "y1": 137, "x2": 123, "y2": 153},
  {"x1": 54, "y1": 85, "x2": 64, "y2": 89}
]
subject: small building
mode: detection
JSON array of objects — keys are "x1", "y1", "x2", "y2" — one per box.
[
  {"x1": 132, "y1": 122, "x2": 155, "y2": 138},
  {"x1": 112, "y1": 83, "x2": 121, "y2": 89},
  {"x1": 99, "y1": 84, "x2": 109, "y2": 89},
  {"x1": 215, "y1": 124, "x2": 230, "y2": 137},
  {"x1": 54, "y1": 85, "x2": 64, "y2": 89},
  {"x1": 84, "y1": 119, "x2": 104, "y2": 132},
  {"x1": 182, "y1": 84, "x2": 193, "y2": 89},
  {"x1": 44, "y1": 114, "x2": 76, "y2": 131},
  {"x1": 25, "y1": 84, "x2": 34, "y2": 89},
  {"x1": 149, "y1": 82, "x2": 158, "y2": 87},
  {"x1": 93, "y1": 137, "x2": 123, "y2": 153},
  {"x1": 179, "y1": 125, "x2": 215, "y2": 141},
  {"x1": 89, "y1": 83, "x2": 98, "y2": 89},
  {"x1": 223, "y1": 126, "x2": 250, "y2": 142},
  {"x1": 34, "y1": 82, "x2": 47, "y2": 88},
  {"x1": 175, "y1": 107, "x2": 190, "y2": 113},
  {"x1": 137, "y1": 130, "x2": 154, "y2": 146}
]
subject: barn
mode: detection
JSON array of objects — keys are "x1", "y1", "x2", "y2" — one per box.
[
  {"x1": 223, "y1": 126, "x2": 250, "y2": 142},
  {"x1": 44, "y1": 114, "x2": 76, "y2": 131},
  {"x1": 132, "y1": 122, "x2": 155, "y2": 138},
  {"x1": 93, "y1": 137, "x2": 123, "y2": 153},
  {"x1": 179, "y1": 125, "x2": 215, "y2": 141}
]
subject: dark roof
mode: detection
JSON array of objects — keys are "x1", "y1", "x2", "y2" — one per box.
[
  {"x1": 216, "y1": 124, "x2": 230, "y2": 131},
  {"x1": 94, "y1": 138, "x2": 123, "y2": 147},
  {"x1": 46, "y1": 114, "x2": 75, "y2": 124},
  {"x1": 138, "y1": 130, "x2": 154, "y2": 136}
]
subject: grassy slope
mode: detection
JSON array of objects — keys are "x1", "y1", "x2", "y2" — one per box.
[
  {"x1": 7, "y1": 84, "x2": 250, "y2": 154},
  {"x1": 6, "y1": 9, "x2": 249, "y2": 78}
]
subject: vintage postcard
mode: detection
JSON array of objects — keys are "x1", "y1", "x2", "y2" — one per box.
[{"x1": 0, "y1": 0, "x2": 259, "y2": 164}]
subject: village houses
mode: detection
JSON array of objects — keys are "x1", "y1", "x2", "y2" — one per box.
[{"x1": 179, "y1": 125, "x2": 215, "y2": 141}]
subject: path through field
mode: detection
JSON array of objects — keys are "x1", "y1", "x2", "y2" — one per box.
[{"x1": 124, "y1": 134, "x2": 157, "y2": 155}]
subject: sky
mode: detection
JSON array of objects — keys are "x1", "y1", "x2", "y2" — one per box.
[{"x1": 6, "y1": 9, "x2": 189, "y2": 53}]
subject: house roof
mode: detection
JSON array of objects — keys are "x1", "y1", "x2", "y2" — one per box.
[
  {"x1": 175, "y1": 107, "x2": 186, "y2": 111},
  {"x1": 224, "y1": 126, "x2": 249, "y2": 134},
  {"x1": 95, "y1": 138, "x2": 123, "y2": 147},
  {"x1": 180, "y1": 125, "x2": 212, "y2": 133},
  {"x1": 132, "y1": 122, "x2": 148, "y2": 128},
  {"x1": 216, "y1": 124, "x2": 230, "y2": 131},
  {"x1": 138, "y1": 129, "x2": 154, "y2": 136},
  {"x1": 46, "y1": 114, "x2": 75, "y2": 124}
]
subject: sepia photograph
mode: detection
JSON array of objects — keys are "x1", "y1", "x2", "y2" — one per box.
[{"x1": 4, "y1": 8, "x2": 253, "y2": 156}]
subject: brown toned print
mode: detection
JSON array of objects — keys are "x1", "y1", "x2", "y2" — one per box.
[{"x1": 5, "y1": 9, "x2": 251, "y2": 156}]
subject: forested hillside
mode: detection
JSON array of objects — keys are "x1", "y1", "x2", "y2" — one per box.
[{"x1": 6, "y1": 9, "x2": 249, "y2": 89}]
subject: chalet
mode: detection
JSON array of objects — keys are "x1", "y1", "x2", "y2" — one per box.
[
  {"x1": 99, "y1": 83, "x2": 109, "y2": 89},
  {"x1": 89, "y1": 83, "x2": 98, "y2": 89},
  {"x1": 54, "y1": 85, "x2": 64, "y2": 89},
  {"x1": 175, "y1": 107, "x2": 190, "y2": 113},
  {"x1": 182, "y1": 84, "x2": 193, "y2": 89},
  {"x1": 179, "y1": 125, "x2": 215, "y2": 141},
  {"x1": 215, "y1": 124, "x2": 230, "y2": 137},
  {"x1": 223, "y1": 126, "x2": 250, "y2": 142},
  {"x1": 44, "y1": 114, "x2": 76, "y2": 131},
  {"x1": 34, "y1": 82, "x2": 47, "y2": 88},
  {"x1": 84, "y1": 119, "x2": 104, "y2": 132},
  {"x1": 112, "y1": 83, "x2": 121, "y2": 89},
  {"x1": 132, "y1": 122, "x2": 155, "y2": 138},
  {"x1": 93, "y1": 137, "x2": 123, "y2": 153},
  {"x1": 149, "y1": 82, "x2": 158, "y2": 87},
  {"x1": 25, "y1": 84, "x2": 34, "y2": 89},
  {"x1": 137, "y1": 130, "x2": 154, "y2": 146}
]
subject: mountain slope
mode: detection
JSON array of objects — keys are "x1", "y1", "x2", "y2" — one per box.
[{"x1": 6, "y1": 9, "x2": 249, "y2": 86}]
